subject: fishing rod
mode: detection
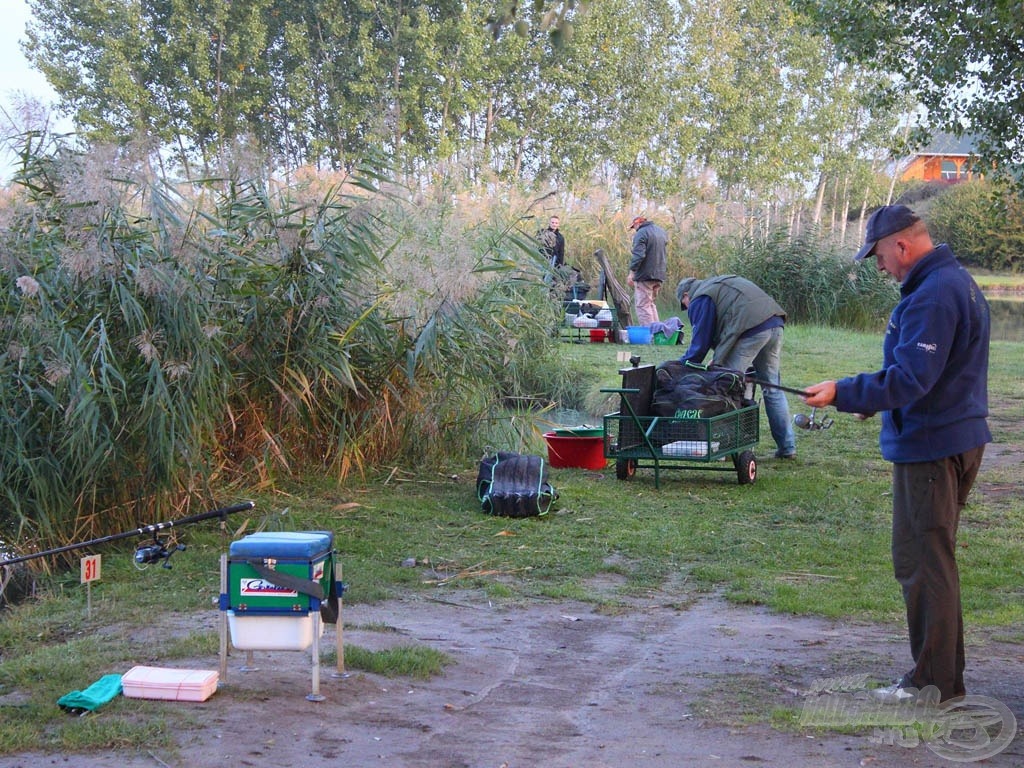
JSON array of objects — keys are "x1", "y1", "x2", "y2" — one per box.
[
  {"x1": 743, "y1": 375, "x2": 811, "y2": 398},
  {"x1": 743, "y1": 376, "x2": 835, "y2": 430},
  {"x1": 0, "y1": 501, "x2": 255, "y2": 569}
]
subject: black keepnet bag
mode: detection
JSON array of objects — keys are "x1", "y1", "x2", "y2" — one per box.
[{"x1": 476, "y1": 451, "x2": 557, "y2": 518}]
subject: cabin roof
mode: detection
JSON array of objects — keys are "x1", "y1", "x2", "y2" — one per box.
[{"x1": 913, "y1": 133, "x2": 980, "y2": 158}]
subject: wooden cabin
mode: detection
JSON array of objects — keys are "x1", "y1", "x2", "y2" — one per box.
[{"x1": 899, "y1": 134, "x2": 984, "y2": 183}]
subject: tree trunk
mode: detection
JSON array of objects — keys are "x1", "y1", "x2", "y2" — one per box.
[
  {"x1": 839, "y1": 174, "x2": 851, "y2": 244},
  {"x1": 812, "y1": 171, "x2": 826, "y2": 227}
]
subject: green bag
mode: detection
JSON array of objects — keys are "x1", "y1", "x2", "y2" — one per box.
[{"x1": 57, "y1": 673, "x2": 123, "y2": 714}]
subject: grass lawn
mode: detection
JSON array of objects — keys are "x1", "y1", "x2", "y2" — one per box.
[
  {"x1": 1, "y1": 323, "x2": 1022, "y2": 754},
  {"x1": 973, "y1": 272, "x2": 1024, "y2": 292}
]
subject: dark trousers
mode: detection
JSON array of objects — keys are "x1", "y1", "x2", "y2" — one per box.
[{"x1": 891, "y1": 445, "x2": 985, "y2": 701}]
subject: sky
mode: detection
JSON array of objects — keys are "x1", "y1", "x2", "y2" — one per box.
[
  {"x1": 1, "y1": 2, "x2": 53, "y2": 98},
  {"x1": 1, "y1": 1, "x2": 65, "y2": 183}
]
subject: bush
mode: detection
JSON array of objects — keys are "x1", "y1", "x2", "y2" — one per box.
[
  {"x1": 926, "y1": 180, "x2": 1024, "y2": 273},
  {"x1": 0, "y1": 139, "x2": 566, "y2": 560},
  {"x1": 893, "y1": 180, "x2": 952, "y2": 208},
  {"x1": 687, "y1": 228, "x2": 899, "y2": 330}
]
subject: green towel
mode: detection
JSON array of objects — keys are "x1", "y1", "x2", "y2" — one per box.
[{"x1": 57, "y1": 673, "x2": 123, "y2": 714}]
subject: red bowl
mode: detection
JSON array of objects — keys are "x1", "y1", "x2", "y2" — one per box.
[{"x1": 543, "y1": 433, "x2": 607, "y2": 470}]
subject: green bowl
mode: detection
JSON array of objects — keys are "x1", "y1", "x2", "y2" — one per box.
[{"x1": 550, "y1": 425, "x2": 604, "y2": 438}]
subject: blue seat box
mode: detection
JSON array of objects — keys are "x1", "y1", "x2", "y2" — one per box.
[{"x1": 228, "y1": 530, "x2": 333, "y2": 559}]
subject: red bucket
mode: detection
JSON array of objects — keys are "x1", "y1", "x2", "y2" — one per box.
[
  {"x1": 543, "y1": 433, "x2": 607, "y2": 470},
  {"x1": 589, "y1": 329, "x2": 607, "y2": 343}
]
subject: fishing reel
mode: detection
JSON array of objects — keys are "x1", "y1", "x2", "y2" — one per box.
[
  {"x1": 793, "y1": 407, "x2": 834, "y2": 431},
  {"x1": 134, "y1": 536, "x2": 186, "y2": 569}
]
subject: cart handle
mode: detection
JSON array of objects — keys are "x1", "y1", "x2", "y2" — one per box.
[{"x1": 601, "y1": 387, "x2": 661, "y2": 460}]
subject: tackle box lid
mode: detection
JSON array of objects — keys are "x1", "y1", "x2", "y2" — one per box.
[{"x1": 228, "y1": 530, "x2": 334, "y2": 559}]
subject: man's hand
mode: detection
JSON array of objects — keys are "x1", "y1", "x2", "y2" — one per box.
[
  {"x1": 802, "y1": 381, "x2": 837, "y2": 409},
  {"x1": 627, "y1": 271, "x2": 635, "y2": 287}
]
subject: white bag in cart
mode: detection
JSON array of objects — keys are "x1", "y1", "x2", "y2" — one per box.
[{"x1": 662, "y1": 440, "x2": 720, "y2": 457}]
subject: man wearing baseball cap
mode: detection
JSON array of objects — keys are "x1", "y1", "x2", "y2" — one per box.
[
  {"x1": 853, "y1": 204, "x2": 923, "y2": 263},
  {"x1": 674, "y1": 274, "x2": 795, "y2": 459},
  {"x1": 626, "y1": 216, "x2": 668, "y2": 326},
  {"x1": 804, "y1": 205, "x2": 991, "y2": 703}
]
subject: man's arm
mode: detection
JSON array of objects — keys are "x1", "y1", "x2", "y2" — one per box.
[
  {"x1": 817, "y1": 299, "x2": 951, "y2": 417},
  {"x1": 628, "y1": 231, "x2": 646, "y2": 273},
  {"x1": 678, "y1": 296, "x2": 715, "y2": 363}
]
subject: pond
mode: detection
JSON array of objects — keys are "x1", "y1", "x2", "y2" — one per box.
[{"x1": 988, "y1": 295, "x2": 1024, "y2": 342}]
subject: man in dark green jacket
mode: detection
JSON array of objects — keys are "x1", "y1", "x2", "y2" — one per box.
[
  {"x1": 675, "y1": 274, "x2": 796, "y2": 458},
  {"x1": 627, "y1": 216, "x2": 668, "y2": 325}
]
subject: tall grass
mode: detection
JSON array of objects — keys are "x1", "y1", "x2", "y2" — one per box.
[{"x1": 1, "y1": 153, "x2": 234, "y2": 556}]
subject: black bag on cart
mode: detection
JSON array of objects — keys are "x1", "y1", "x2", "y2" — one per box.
[
  {"x1": 476, "y1": 451, "x2": 557, "y2": 518},
  {"x1": 651, "y1": 361, "x2": 752, "y2": 418}
]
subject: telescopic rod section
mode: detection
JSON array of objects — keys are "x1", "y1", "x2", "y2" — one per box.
[{"x1": 743, "y1": 374, "x2": 811, "y2": 398}]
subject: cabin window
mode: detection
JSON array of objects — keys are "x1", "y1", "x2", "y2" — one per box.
[{"x1": 940, "y1": 160, "x2": 960, "y2": 180}]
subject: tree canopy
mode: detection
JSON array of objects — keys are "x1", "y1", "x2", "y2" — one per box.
[
  {"x1": 24, "y1": 1, "x2": 902, "y2": 194},
  {"x1": 797, "y1": 0, "x2": 1024, "y2": 182}
]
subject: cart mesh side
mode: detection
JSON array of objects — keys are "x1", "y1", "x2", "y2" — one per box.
[{"x1": 604, "y1": 404, "x2": 759, "y2": 460}]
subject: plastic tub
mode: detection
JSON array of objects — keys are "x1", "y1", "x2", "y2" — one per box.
[
  {"x1": 543, "y1": 432, "x2": 608, "y2": 470},
  {"x1": 589, "y1": 329, "x2": 608, "y2": 343},
  {"x1": 626, "y1": 326, "x2": 652, "y2": 344},
  {"x1": 652, "y1": 330, "x2": 680, "y2": 345},
  {"x1": 227, "y1": 611, "x2": 323, "y2": 651},
  {"x1": 122, "y1": 666, "x2": 219, "y2": 702}
]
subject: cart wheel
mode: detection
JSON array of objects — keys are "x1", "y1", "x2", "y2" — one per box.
[
  {"x1": 616, "y1": 459, "x2": 636, "y2": 480},
  {"x1": 734, "y1": 451, "x2": 757, "y2": 484}
]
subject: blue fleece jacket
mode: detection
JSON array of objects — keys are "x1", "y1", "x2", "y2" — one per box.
[{"x1": 834, "y1": 244, "x2": 991, "y2": 463}]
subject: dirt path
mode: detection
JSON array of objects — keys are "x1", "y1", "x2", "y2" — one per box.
[{"x1": 5, "y1": 592, "x2": 1021, "y2": 768}]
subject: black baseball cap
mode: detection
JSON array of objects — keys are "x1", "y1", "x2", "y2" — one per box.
[{"x1": 855, "y1": 205, "x2": 921, "y2": 261}]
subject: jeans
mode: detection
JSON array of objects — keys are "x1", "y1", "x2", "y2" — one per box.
[
  {"x1": 719, "y1": 326, "x2": 796, "y2": 456},
  {"x1": 633, "y1": 281, "x2": 661, "y2": 326}
]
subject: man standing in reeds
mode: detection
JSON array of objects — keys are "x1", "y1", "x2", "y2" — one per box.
[
  {"x1": 539, "y1": 215, "x2": 565, "y2": 269},
  {"x1": 626, "y1": 216, "x2": 667, "y2": 326}
]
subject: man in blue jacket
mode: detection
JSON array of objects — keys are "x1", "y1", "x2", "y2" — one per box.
[{"x1": 804, "y1": 205, "x2": 991, "y2": 703}]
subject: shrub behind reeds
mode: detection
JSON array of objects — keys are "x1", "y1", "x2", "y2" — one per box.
[{"x1": 687, "y1": 227, "x2": 899, "y2": 329}]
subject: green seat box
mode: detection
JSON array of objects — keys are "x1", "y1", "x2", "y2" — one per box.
[{"x1": 228, "y1": 531, "x2": 334, "y2": 614}]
